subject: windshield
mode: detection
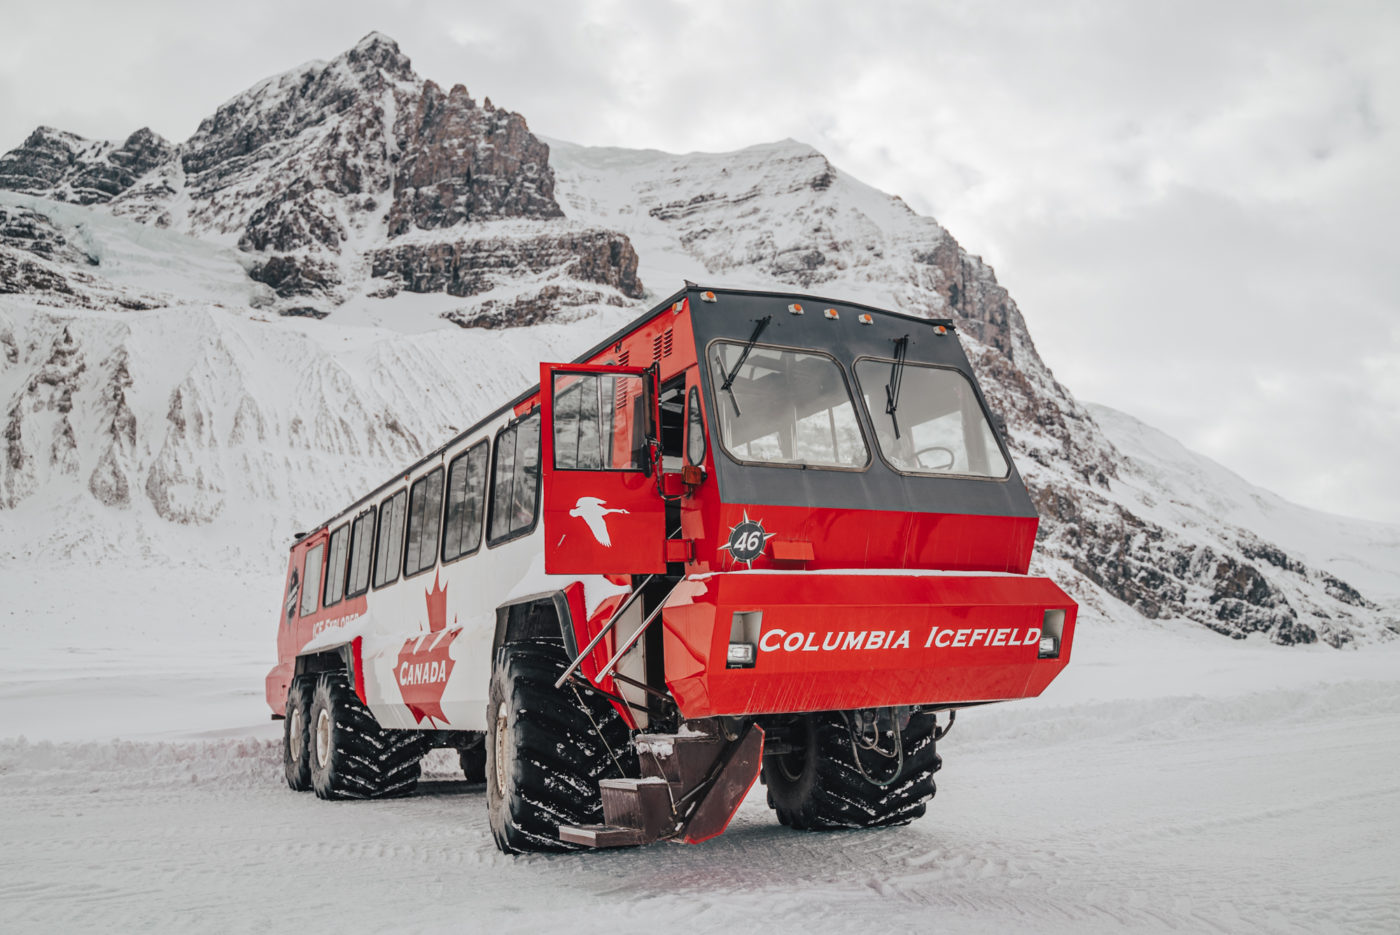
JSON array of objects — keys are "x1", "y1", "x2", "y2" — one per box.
[
  {"x1": 854, "y1": 359, "x2": 1009, "y2": 478},
  {"x1": 708, "y1": 341, "x2": 869, "y2": 469}
]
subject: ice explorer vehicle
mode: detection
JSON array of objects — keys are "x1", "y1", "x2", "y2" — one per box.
[{"x1": 268, "y1": 285, "x2": 1077, "y2": 852}]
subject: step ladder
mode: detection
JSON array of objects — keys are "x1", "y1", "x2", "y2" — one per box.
[{"x1": 558, "y1": 720, "x2": 764, "y2": 848}]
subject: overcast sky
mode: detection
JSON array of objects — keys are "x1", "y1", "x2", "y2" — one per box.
[{"x1": 2, "y1": 0, "x2": 1396, "y2": 522}]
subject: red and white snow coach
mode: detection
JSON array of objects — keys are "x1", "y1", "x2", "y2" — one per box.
[{"x1": 267, "y1": 285, "x2": 1077, "y2": 852}]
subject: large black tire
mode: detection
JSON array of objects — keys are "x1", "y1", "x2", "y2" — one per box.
[
  {"x1": 283, "y1": 676, "x2": 314, "y2": 791},
  {"x1": 309, "y1": 672, "x2": 427, "y2": 800},
  {"x1": 486, "y1": 643, "x2": 636, "y2": 854},
  {"x1": 762, "y1": 711, "x2": 941, "y2": 830}
]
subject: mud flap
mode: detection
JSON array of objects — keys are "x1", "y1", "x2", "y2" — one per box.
[{"x1": 679, "y1": 723, "x2": 765, "y2": 844}]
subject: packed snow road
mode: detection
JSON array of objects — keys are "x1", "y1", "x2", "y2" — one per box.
[{"x1": 3, "y1": 673, "x2": 1396, "y2": 934}]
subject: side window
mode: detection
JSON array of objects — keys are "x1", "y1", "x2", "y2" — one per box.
[
  {"x1": 512, "y1": 414, "x2": 541, "y2": 532},
  {"x1": 373, "y1": 489, "x2": 407, "y2": 589},
  {"x1": 442, "y1": 441, "x2": 488, "y2": 562},
  {"x1": 488, "y1": 412, "x2": 541, "y2": 545},
  {"x1": 345, "y1": 509, "x2": 375, "y2": 598},
  {"x1": 300, "y1": 543, "x2": 324, "y2": 617},
  {"x1": 323, "y1": 524, "x2": 349, "y2": 607},
  {"x1": 403, "y1": 468, "x2": 444, "y2": 578},
  {"x1": 686, "y1": 385, "x2": 706, "y2": 465}
]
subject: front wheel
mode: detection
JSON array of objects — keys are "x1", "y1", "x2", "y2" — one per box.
[
  {"x1": 485, "y1": 643, "x2": 635, "y2": 853},
  {"x1": 763, "y1": 711, "x2": 941, "y2": 830}
]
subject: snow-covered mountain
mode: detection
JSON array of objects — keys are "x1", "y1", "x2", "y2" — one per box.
[{"x1": 0, "y1": 33, "x2": 1394, "y2": 648}]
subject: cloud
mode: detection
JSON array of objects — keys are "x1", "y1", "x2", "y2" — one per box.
[{"x1": 992, "y1": 185, "x2": 1400, "y2": 521}]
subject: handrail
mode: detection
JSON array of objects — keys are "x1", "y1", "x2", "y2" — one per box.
[
  {"x1": 594, "y1": 579, "x2": 683, "y2": 681},
  {"x1": 553, "y1": 574, "x2": 655, "y2": 689}
]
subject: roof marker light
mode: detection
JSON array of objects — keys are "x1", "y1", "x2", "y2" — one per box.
[
  {"x1": 823, "y1": 308, "x2": 839, "y2": 320},
  {"x1": 934, "y1": 325, "x2": 948, "y2": 335},
  {"x1": 672, "y1": 301, "x2": 684, "y2": 313},
  {"x1": 788, "y1": 303, "x2": 804, "y2": 315},
  {"x1": 858, "y1": 313, "x2": 873, "y2": 325},
  {"x1": 701, "y1": 291, "x2": 717, "y2": 303}
]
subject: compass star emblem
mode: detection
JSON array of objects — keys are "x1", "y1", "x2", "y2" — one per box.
[{"x1": 718, "y1": 510, "x2": 777, "y2": 568}]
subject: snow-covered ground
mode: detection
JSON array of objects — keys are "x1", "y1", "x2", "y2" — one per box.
[{"x1": 2, "y1": 559, "x2": 1396, "y2": 934}]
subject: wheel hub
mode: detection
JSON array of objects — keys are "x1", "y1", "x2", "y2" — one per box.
[
  {"x1": 315, "y1": 708, "x2": 331, "y2": 768},
  {"x1": 289, "y1": 706, "x2": 304, "y2": 762},
  {"x1": 494, "y1": 701, "x2": 509, "y2": 796}
]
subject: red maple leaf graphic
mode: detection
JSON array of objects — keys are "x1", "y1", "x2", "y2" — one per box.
[
  {"x1": 426, "y1": 569, "x2": 449, "y2": 632},
  {"x1": 395, "y1": 571, "x2": 459, "y2": 725}
]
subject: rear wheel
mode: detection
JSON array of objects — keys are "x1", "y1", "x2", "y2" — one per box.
[
  {"x1": 763, "y1": 711, "x2": 941, "y2": 830},
  {"x1": 283, "y1": 677, "x2": 313, "y2": 791},
  {"x1": 309, "y1": 672, "x2": 426, "y2": 800},
  {"x1": 459, "y1": 744, "x2": 486, "y2": 783},
  {"x1": 485, "y1": 643, "x2": 635, "y2": 853}
]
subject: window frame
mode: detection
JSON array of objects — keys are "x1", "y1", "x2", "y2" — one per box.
[
  {"x1": 371, "y1": 488, "x2": 408, "y2": 590},
  {"x1": 685, "y1": 384, "x2": 707, "y2": 467},
  {"x1": 549, "y1": 369, "x2": 652, "y2": 474},
  {"x1": 402, "y1": 466, "x2": 445, "y2": 581},
  {"x1": 344, "y1": 508, "x2": 376, "y2": 600},
  {"x1": 851, "y1": 356, "x2": 1013, "y2": 482},
  {"x1": 441, "y1": 439, "x2": 489, "y2": 565},
  {"x1": 299, "y1": 542, "x2": 325, "y2": 618},
  {"x1": 322, "y1": 522, "x2": 350, "y2": 608},
  {"x1": 703, "y1": 338, "x2": 872, "y2": 473},
  {"x1": 486, "y1": 411, "x2": 542, "y2": 549}
]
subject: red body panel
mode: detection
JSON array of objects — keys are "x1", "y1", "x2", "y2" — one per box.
[
  {"x1": 661, "y1": 571, "x2": 1075, "y2": 718},
  {"x1": 266, "y1": 529, "x2": 368, "y2": 716},
  {"x1": 684, "y1": 502, "x2": 1038, "y2": 575}
]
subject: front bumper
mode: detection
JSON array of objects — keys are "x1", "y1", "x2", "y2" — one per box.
[{"x1": 661, "y1": 571, "x2": 1076, "y2": 718}]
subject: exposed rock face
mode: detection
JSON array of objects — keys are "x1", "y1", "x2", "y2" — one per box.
[
  {"x1": 181, "y1": 36, "x2": 413, "y2": 180},
  {"x1": 0, "y1": 127, "x2": 173, "y2": 205},
  {"x1": 247, "y1": 253, "x2": 340, "y2": 298},
  {"x1": 0, "y1": 323, "x2": 85, "y2": 507},
  {"x1": 0, "y1": 205, "x2": 96, "y2": 266},
  {"x1": 388, "y1": 83, "x2": 562, "y2": 235},
  {"x1": 369, "y1": 228, "x2": 642, "y2": 299},
  {"x1": 0, "y1": 250, "x2": 79, "y2": 298},
  {"x1": 0, "y1": 207, "x2": 95, "y2": 300},
  {"x1": 443, "y1": 284, "x2": 627, "y2": 329},
  {"x1": 88, "y1": 348, "x2": 138, "y2": 507}
]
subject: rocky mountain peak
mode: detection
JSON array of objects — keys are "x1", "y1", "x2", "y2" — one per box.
[
  {"x1": 386, "y1": 78, "x2": 561, "y2": 236},
  {"x1": 0, "y1": 126, "x2": 174, "y2": 206},
  {"x1": 343, "y1": 31, "x2": 415, "y2": 81},
  {"x1": 0, "y1": 33, "x2": 623, "y2": 310}
]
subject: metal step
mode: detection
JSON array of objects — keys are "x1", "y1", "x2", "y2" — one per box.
[
  {"x1": 635, "y1": 724, "x2": 727, "y2": 788},
  {"x1": 600, "y1": 777, "x2": 674, "y2": 840},
  {"x1": 558, "y1": 824, "x2": 646, "y2": 848}
]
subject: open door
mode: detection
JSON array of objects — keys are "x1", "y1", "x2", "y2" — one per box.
[{"x1": 540, "y1": 363, "x2": 666, "y2": 574}]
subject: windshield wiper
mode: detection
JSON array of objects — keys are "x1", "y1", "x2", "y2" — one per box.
[
  {"x1": 885, "y1": 334, "x2": 910, "y2": 439},
  {"x1": 718, "y1": 314, "x2": 772, "y2": 416}
]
